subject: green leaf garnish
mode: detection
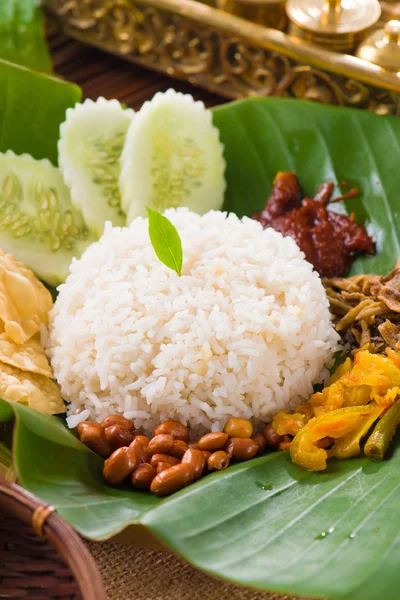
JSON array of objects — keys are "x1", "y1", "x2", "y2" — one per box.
[{"x1": 146, "y1": 207, "x2": 183, "y2": 276}]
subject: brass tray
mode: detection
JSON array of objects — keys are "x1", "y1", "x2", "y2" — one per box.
[{"x1": 46, "y1": 0, "x2": 400, "y2": 114}]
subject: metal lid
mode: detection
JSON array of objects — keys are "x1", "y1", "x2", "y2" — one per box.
[
  {"x1": 380, "y1": 1, "x2": 400, "y2": 24},
  {"x1": 356, "y1": 20, "x2": 400, "y2": 72},
  {"x1": 286, "y1": 0, "x2": 381, "y2": 35}
]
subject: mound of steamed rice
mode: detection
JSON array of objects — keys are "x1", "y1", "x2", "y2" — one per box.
[{"x1": 46, "y1": 208, "x2": 339, "y2": 435}]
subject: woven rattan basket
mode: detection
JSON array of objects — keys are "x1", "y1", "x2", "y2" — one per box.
[{"x1": 0, "y1": 475, "x2": 107, "y2": 599}]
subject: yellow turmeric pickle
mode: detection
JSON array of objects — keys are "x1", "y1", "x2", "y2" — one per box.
[{"x1": 271, "y1": 349, "x2": 400, "y2": 471}]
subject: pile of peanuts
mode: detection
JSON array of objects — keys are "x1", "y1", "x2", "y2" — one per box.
[{"x1": 76, "y1": 416, "x2": 288, "y2": 497}]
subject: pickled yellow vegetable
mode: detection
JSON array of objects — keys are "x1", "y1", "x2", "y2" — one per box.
[
  {"x1": 290, "y1": 405, "x2": 381, "y2": 471},
  {"x1": 272, "y1": 410, "x2": 307, "y2": 437},
  {"x1": 331, "y1": 404, "x2": 384, "y2": 460},
  {"x1": 273, "y1": 349, "x2": 400, "y2": 470},
  {"x1": 328, "y1": 357, "x2": 353, "y2": 384}
]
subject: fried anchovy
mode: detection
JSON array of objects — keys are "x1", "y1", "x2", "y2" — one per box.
[{"x1": 324, "y1": 264, "x2": 400, "y2": 354}]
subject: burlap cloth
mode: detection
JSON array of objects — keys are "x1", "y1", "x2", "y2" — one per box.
[{"x1": 87, "y1": 541, "x2": 309, "y2": 600}]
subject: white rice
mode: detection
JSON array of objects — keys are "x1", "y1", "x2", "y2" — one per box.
[{"x1": 46, "y1": 208, "x2": 339, "y2": 435}]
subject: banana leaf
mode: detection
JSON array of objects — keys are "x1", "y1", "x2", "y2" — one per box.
[
  {"x1": 4, "y1": 97, "x2": 400, "y2": 600},
  {"x1": 3, "y1": 398, "x2": 400, "y2": 600},
  {"x1": 0, "y1": 58, "x2": 81, "y2": 164},
  {"x1": 216, "y1": 97, "x2": 400, "y2": 276},
  {"x1": 0, "y1": 0, "x2": 52, "y2": 73}
]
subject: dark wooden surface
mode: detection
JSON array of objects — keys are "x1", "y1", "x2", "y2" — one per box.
[{"x1": 47, "y1": 28, "x2": 224, "y2": 110}]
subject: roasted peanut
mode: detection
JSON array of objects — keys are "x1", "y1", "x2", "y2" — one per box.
[
  {"x1": 263, "y1": 424, "x2": 283, "y2": 450},
  {"x1": 101, "y1": 415, "x2": 135, "y2": 433},
  {"x1": 148, "y1": 434, "x2": 175, "y2": 455},
  {"x1": 251, "y1": 432, "x2": 267, "y2": 455},
  {"x1": 133, "y1": 435, "x2": 150, "y2": 448},
  {"x1": 198, "y1": 432, "x2": 228, "y2": 452},
  {"x1": 224, "y1": 417, "x2": 253, "y2": 439},
  {"x1": 225, "y1": 437, "x2": 258, "y2": 461},
  {"x1": 201, "y1": 450, "x2": 211, "y2": 463},
  {"x1": 208, "y1": 450, "x2": 230, "y2": 471},
  {"x1": 129, "y1": 438, "x2": 151, "y2": 464},
  {"x1": 150, "y1": 453, "x2": 180, "y2": 469},
  {"x1": 169, "y1": 440, "x2": 188, "y2": 459},
  {"x1": 131, "y1": 463, "x2": 156, "y2": 490},
  {"x1": 103, "y1": 446, "x2": 137, "y2": 485},
  {"x1": 77, "y1": 422, "x2": 112, "y2": 458},
  {"x1": 157, "y1": 462, "x2": 171, "y2": 474},
  {"x1": 104, "y1": 424, "x2": 134, "y2": 450},
  {"x1": 188, "y1": 441, "x2": 199, "y2": 450},
  {"x1": 181, "y1": 449, "x2": 205, "y2": 480},
  {"x1": 153, "y1": 420, "x2": 189, "y2": 442},
  {"x1": 278, "y1": 436, "x2": 292, "y2": 452},
  {"x1": 150, "y1": 463, "x2": 195, "y2": 496}
]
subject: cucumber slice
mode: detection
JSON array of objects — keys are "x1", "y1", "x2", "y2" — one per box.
[
  {"x1": 0, "y1": 151, "x2": 94, "y2": 286},
  {"x1": 119, "y1": 89, "x2": 226, "y2": 223},
  {"x1": 59, "y1": 97, "x2": 134, "y2": 235}
]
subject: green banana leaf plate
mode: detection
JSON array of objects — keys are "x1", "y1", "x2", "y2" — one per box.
[
  {"x1": 2, "y1": 94, "x2": 400, "y2": 600},
  {"x1": 0, "y1": 0, "x2": 52, "y2": 74}
]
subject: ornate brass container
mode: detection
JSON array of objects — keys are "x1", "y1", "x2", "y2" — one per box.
[
  {"x1": 45, "y1": 0, "x2": 400, "y2": 116},
  {"x1": 286, "y1": 0, "x2": 381, "y2": 53},
  {"x1": 357, "y1": 19, "x2": 400, "y2": 71}
]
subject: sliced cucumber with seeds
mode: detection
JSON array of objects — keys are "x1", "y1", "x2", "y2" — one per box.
[
  {"x1": 0, "y1": 151, "x2": 94, "y2": 286},
  {"x1": 119, "y1": 89, "x2": 226, "y2": 223},
  {"x1": 59, "y1": 97, "x2": 134, "y2": 236}
]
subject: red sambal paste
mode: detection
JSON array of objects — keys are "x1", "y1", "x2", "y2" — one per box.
[{"x1": 253, "y1": 171, "x2": 375, "y2": 278}]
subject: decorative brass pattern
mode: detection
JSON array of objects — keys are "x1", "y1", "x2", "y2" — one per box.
[{"x1": 46, "y1": 0, "x2": 400, "y2": 115}]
